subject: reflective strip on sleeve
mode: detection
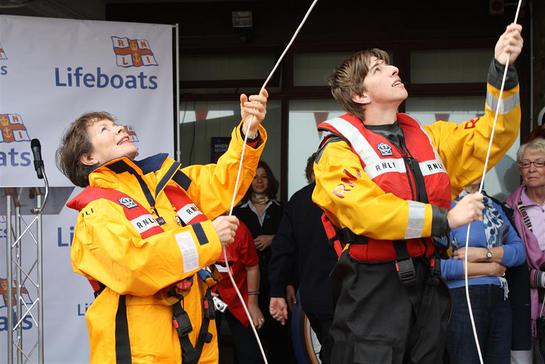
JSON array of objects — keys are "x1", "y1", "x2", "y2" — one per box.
[
  {"x1": 175, "y1": 231, "x2": 199, "y2": 273},
  {"x1": 486, "y1": 91, "x2": 519, "y2": 115},
  {"x1": 404, "y1": 201, "x2": 426, "y2": 239}
]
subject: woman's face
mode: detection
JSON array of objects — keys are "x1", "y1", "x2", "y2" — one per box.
[
  {"x1": 80, "y1": 118, "x2": 138, "y2": 166},
  {"x1": 251, "y1": 167, "x2": 268, "y2": 195},
  {"x1": 520, "y1": 148, "x2": 545, "y2": 190}
]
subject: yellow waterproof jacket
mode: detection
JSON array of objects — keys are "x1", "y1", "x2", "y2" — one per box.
[
  {"x1": 69, "y1": 124, "x2": 266, "y2": 364},
  {"x1": 313, "y1": 80, "x2": 520, "y2": 242}
]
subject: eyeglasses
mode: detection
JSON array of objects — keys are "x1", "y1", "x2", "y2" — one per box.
[{"x1": 518, "y1": 160, "x2": 545, "y2": 169}]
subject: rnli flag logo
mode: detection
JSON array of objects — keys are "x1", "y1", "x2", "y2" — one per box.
[
  {"x1": 111, "y1": 36, "x2": 158, "y2": 68},
  {"x1": 0, "y1": 42, "x2": 7, "y2": 60},
  {"x1": 0, "y1": 277, "x2": 30, "y2": 308},
  {"x1": 377, "y1": 142, "x2": 393, "y2": 156},
  {"x1": 126, "y1": 125, "x2": 139, "y2": 143},
  {"x1": 0, "y1": 114, "x2": 30, "y2": 144}
]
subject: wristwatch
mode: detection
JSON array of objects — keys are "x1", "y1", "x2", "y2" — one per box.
[{"x1": 485, "y1": 248, "x2": 493, "y2": 260}]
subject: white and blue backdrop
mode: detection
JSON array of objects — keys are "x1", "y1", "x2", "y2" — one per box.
[{"x1": 0, "y1": 15, "x2": 176, "y2": 363}]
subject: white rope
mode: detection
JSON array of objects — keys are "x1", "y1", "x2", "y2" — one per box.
[
  {"x1": 222, "y1": 1, "x2": 320, "y2": 362},
  {"x1": 463, "y1": 2, "x2": 522, "y2": 363}
]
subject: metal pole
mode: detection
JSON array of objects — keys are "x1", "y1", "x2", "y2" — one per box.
[
  {"x1": 6, "y1": 194, "x2": 13, "y2": 364},
  {"x1": 175, "y1": 23, "x2": 181, "y2": 162},
  {"x1": 15, "y1": 204, "x2": 22, "y2": 364},
  {"x1": 37, "y1": 190, "x2": 44, "y2": 364}
]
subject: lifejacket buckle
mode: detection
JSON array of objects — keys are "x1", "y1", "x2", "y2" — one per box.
[
  {"x1": 395, "y1": 258, "x2": 417, "y2": 287},
  {"x1": 212, "y1": 296, "x2": 228, "y2": 312},
  {"x1": 172, "y1": 308, "x2": 193, "y2": 337}
]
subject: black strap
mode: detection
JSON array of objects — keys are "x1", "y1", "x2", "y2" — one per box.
[
  {"x1": 155, "y1": 161, "x2": 181, "y2": 197},
  {"x1": 172, "y1": 289, "x2": 215, "y2": 364},
  {"x1": 393, "y1": 240, "x2": 417, "y2": 287},
  {"x1": 115, "y1": 295, "x2": 132, "y2": 364},
  {"x1": 337, "y1": 228, "x2": 368, "y2": 245}
]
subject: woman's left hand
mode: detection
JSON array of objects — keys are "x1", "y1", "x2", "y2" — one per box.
[
  {"x1": 248, "y1": 303, "x2": 265, "y2": 329},
  {"x1": 254, "y1": 234, "x2": 274, "y2": 251},
  {"x1": 452, "y1": 247, "x2": 488, "y2": 262},
  {"x1": 240, "y1": 88, "x2": 268, "y2": 138}
]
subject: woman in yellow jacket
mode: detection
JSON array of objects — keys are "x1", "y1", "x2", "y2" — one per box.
[{"x1": 56, "y1": 90, "x2": 268, "y2": 364}]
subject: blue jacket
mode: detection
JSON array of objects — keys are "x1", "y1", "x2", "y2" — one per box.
[{"x1": 441, "y1": 197, "x2": 526, "y2": 289}]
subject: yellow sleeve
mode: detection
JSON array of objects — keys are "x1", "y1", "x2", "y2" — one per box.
[
  {"x1": 182, "y1": 123, "x2": 267, "y2": 219},
  {"x1": 70, "y1": 199, "x2": 222, "y2": 296},
  {"x1": 424, "y1": 83, "x2": 520, "y2": 198},
  {"x1": 312, "y1": 140, "x2": 434, "y2": 240}
]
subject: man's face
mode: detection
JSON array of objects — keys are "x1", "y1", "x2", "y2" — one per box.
[
  {"x1": 357, "y1": 57, "x2": 408, "y2": 107},
  {"x1": 520, "y1": 148, "x2": 545, "y2": 190}
]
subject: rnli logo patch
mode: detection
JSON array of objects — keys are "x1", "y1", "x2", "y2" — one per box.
[
  {"x1": 118, "y1": 197, "x2": 137, "y2": 209},
  {"x1": 377, "y1": 143, "x2": 392, "y2": 156}
]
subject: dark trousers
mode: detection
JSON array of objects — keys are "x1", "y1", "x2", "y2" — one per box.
[
  {"x1": 259, "y1": 297, "x2": 296, "y2": 364},
  {"x1": 225, "y1": 310, "x2": 264, "y2": 364},
  {"x1": 447, "y1": 285, "x2": 512, "y2": 364},
  {"x1": 306, "y1": 312, "x2": 333, "y2": 364},
  {"x1": 329, "y1": 252, "x2": 451, "y2": 364}
]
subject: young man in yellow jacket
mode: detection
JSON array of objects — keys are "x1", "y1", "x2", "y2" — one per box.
[
  {"x1": 312, "y1": 25, "x2": 523, "y2": 364},
  {"x1": 57, "y1": 90, "x2": 268, "y2": 363}
]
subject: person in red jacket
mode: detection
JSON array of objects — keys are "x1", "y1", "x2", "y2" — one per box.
[{"x1": 215, "y1": 221, "x2": 265, "y2": 364}]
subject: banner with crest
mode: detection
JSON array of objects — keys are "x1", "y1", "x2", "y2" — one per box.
[{"x1": 0, "y1": 15, "x2": 175, "y2": 363}]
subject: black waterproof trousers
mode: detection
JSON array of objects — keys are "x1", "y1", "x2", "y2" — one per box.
[{"x1": 329, "y1": 252, "x2": 451, "y2": 364}]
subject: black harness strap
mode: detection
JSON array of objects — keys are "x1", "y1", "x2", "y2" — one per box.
[
  {"x1": 115, "y1": 295, "x2": 132, "y2": 364},
  {"x1": 171, "y1": 289, "x2": 215, "y2": 364},
  {"x1": 393, "y1": 240, "x2": 417, "y2": 287}
]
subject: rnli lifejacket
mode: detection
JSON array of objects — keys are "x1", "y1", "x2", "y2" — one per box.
[
  {"x1": 67, "y1": 183, "x2": 217, "y2": 364},
  {"x1": 318, "y1": 113, "x2": 451, "y2": 262}
]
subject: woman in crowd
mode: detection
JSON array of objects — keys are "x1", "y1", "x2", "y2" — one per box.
[
  {"x1": 442, "y1": 180, "x2": 526, "y2": 364},
  {"x1": 56, "y1": 89, "x2": 268, "y2": 364},
  {"x1": 215, "y1": 220, "x2": 265, "y2": 364},
  {"x1": 233, "y1": 161, "x2": 295, "y2": 363},
  {"x1": 507, "y1": 137, "x2": 545, "y2": 363}
]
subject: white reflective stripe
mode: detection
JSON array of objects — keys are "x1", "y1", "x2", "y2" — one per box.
[
  {"x1": 419, "y1": 159, "x2": 447, "y2": 176},
  {"x1": 486, "y1": 91, "x2": 519, "y2": 115},
  {"x1": 130, "y1": 214, "x2": 160, "y2": 234},
  {"x1": 319, "y1": 130, "x2": 335, "y2": 143},
  {"x1": 176, "y1": 203, "x2": 203, "y2": 224},
  {"x1": 405, "y1": 201, "x2": 426, "y2": 239},
  {"x1": 214, "y1": 263, "x2": 229, "y2": 273},
  {"x1": 365, "y1": 158, "x2": 406, "y2": 179},
  {"x1": 325, "y1": 118, "x2": 380, "y2": 166},
  {"x1": 175, "y1": 231, "x2": 199, "y2": 273}
]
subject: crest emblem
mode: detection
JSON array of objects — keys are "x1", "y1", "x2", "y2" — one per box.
[
  {"x1": 377, "y1": 142, "x2": 392, "y2": 156},
  {"x1": 118, "y1": 197, "x2": 137, "y2": 209}
]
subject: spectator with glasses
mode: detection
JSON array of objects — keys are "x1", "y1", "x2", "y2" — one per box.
[{"x1": 507, "y1": 137, "x2": 545, "y2": 363}]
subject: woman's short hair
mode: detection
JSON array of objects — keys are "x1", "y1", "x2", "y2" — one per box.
[
  {"x1": 56, "y1": 112, "x2": 115, "y2": 187},
  {"x1": 517, "y1": 137, "x2": 545, "y2": 163}
]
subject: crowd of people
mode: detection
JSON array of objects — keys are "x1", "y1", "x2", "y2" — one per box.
[{"x1": 54, "y1": 22, "x2": 545, "y2": 364}]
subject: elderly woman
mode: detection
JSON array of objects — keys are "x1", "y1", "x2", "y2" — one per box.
[{"x1": 507, "y1": 137, "x2": 545, "y2": 363}]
